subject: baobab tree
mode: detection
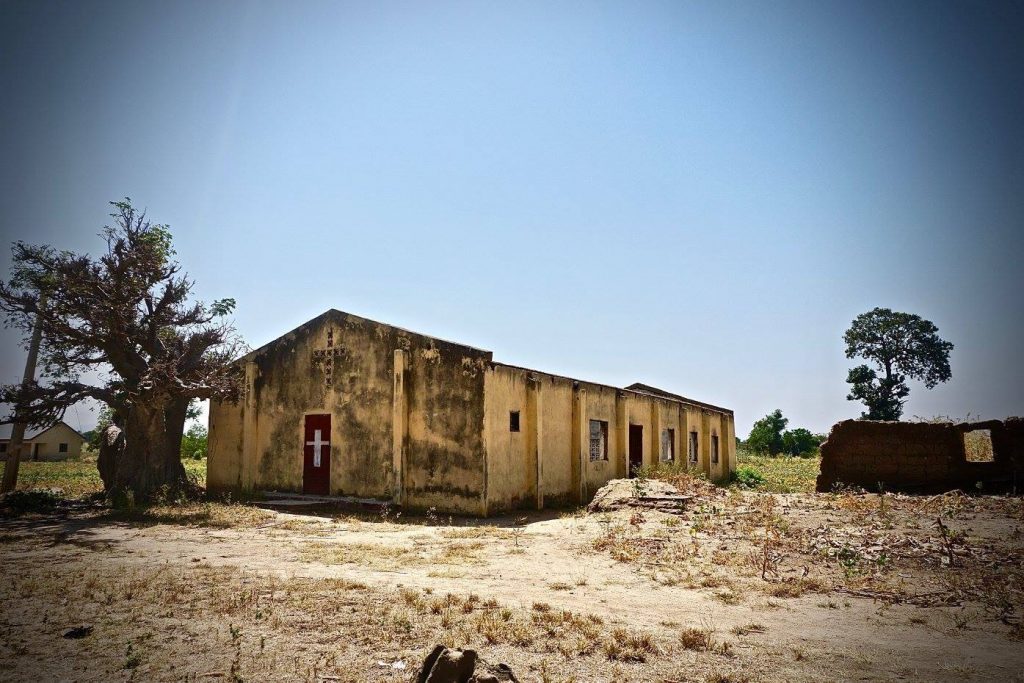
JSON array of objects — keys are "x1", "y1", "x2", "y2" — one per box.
[{"x1": 0, "y1": 199, "x2": 245, "y2": 499}]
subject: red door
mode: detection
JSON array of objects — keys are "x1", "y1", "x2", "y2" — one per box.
[{"x1": 302, "y1": 414, "x2": 331, "y2": 495}]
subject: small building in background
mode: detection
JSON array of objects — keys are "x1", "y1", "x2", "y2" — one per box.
[
  {"x1": 208, "y1": 309, "x2": 736, "y2": 515},
  {"x1": 0, "y1": 420, "x2": 87, "y2": 462}
]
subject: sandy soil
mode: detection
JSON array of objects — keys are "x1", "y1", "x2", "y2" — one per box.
[{"x1": 1, "y1": 485, "x2": 1022, "y2": 682}]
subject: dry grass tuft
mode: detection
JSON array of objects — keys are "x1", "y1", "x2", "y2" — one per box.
[
  {"x1": 603, "y1": 627, "x2": 659, "y2": 662},
  {"x1": 679, "y1": 627, "x2": 714, "y2": 651}
]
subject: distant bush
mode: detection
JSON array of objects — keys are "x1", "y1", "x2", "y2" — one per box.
[{"x1": 746, "y1": 409, "x2": 824, "y2": 457}]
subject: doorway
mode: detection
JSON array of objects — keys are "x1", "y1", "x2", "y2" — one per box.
[
  {"x1": 302, "y1": 414, "x2": 331, "y2": 495},
  {"x1": 628, "y1": 424, "x2": 643, "y2": 477}
]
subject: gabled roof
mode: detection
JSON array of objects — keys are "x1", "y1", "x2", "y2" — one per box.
[
  {"x1": 242, "y1": 308, "x2": 493, "y2": 362},
  {"x1": 238, "y1": 308, "x2": 731, "y2": 416},
  {"x1": 0, "y1": 420, "x2": 87, "y2": 442}
]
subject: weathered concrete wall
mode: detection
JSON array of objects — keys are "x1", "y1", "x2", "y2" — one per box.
[
  {"x1": 482, "y1": 365, "x2": 535, "y2": 512},
  {"x1": 208, "y1": 310, "x2": 490, "y2": 514},
  {"x1": 210, "y1": 309, "x2": 736, "y2": 516},
  {"x1": 484, "y1": 364, "x2": 736, "y2": 513},
  {"x1": 207, "y1": 397, "x2": 244, "y2": 490},
  {"x1": 535, "y1": 378, "x2": 575, "y2": 507},
  {"x1": 817, "y1": 419, "x2": 1022, "y2": 493},
  {"x1": 579, "y1": 383, "x2": 619, "y2": 501}
]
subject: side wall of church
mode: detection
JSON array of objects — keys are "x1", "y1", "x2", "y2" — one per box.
[{"x1": 483, "y1": 364, "x2": 736, "y2": 514}]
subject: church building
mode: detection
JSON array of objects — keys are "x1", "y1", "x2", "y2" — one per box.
[{"x1": 208, "y1": 309, "x2": 735, "y2": 515}]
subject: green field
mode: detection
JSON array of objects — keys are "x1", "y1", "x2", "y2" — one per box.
[
  {"x1": 734, "y1": 448, "x2": 821, "y2": 493},
  {"x1": 11, "y1": 456, "x2": 207, "y2": 499},
  {"x1": 8, "y1": 451, "x2": 817, "y2": 499}
]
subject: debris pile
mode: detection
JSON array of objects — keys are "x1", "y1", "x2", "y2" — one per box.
[{"x1": 587, "y1": 478, "x2": 694, "y2": 514}]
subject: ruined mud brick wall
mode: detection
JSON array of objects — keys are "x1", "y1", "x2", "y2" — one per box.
[{"x1": 816, "y1": 419, "x2": 1022, "y2": 493}]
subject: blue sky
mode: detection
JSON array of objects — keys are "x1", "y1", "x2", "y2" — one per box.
[{"x1": 1, "y1": 0, "x2": 1022, "y2": 436}]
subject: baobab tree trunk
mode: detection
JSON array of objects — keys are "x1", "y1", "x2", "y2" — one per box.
[{"x1": 98, "y1": 397, "x2": 191, "y2": 501}]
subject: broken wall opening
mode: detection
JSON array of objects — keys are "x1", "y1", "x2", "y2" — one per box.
[{"x1": 963, "y1": 429, "x2": 994, "y2": 462}]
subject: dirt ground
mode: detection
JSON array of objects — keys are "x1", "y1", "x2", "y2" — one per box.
[{"x1": 1, "y1": 480, "x2": 1022, "y2": 682}]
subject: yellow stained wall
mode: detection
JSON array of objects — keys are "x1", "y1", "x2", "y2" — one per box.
[
  {"x1": 483, "y1": 367, "x2": 578, "y2": 512},
  {"x1": 579, "y1": 384, "x2": 619, "y2": 500},
  {"x1": 207, "y1": 397, "x2": 244, "y2": 490},
  {"x1": 484, "y1": 365, "x2": 736, "y2": 513},
  {"x1": 208, "y1": 310, "x2": 489, "y2": 514},
  {"x1": 210, "y1": 310, "x2": 736, "y2": 516}
]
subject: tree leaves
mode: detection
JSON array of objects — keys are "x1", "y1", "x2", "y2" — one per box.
[
  {"x1": 843, "y1": 308, "x2": 953, "y2": 420},
  {"x1": 0, "y1": 199, "x2": 247, "y2": 427}
]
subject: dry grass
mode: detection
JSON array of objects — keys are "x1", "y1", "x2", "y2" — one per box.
[
  {"x1": 438, "y1": 525, "x2": 513, "y2": 540},
  {"x1": 4, "y1": 455, "x2": 1023, "y2": 681},
  {"x1": 680, "y1": 626, "x2": 715, "y2": 651},
  {"x1": 589, "y1": 462, "x2": 1022, "y2": 630},
  {"x1": 112, "y1": 500, "x2": 275, "y2": 528},
  {"x1": 0, "y1": 555, "x2": 674, "y2": 681},
  {"x1": 301, "y1": 539, "x2": 486, "y2": 570}
]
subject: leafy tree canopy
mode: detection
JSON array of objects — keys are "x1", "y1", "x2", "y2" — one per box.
[
  {"x1": 0, "y1": 199, "x2": 244, "y2": 498},
  {"x1": 747, "y1": 410, "x2": 823, "y2": 457},
  {"x1": 747, "y1": 409, "x2": 788, "y2": 455},
  {"x1": 844, "y1": 307, "x2": 953, "y2": 421},
  {"x1": 781, "y1": 427, "x2": 823, "y2": 457}
]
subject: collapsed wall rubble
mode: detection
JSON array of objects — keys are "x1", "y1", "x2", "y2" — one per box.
[{"x1": 816, "y1": 417, "x2": 1022, "y2": 493}]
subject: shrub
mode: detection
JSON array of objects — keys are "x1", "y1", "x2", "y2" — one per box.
[
  {"x1": 0, "y1": 489, "x2": 60, "y2": 517},
  {"x1": 731, "y1": 466, "x2": 765, "y2": 490}
]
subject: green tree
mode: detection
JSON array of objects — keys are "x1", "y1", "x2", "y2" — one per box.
[
  {"x1": 180, "y1": 422, "x2": 208, "y2": 460},
  {"x1": 781, "y1": 427, "x2": 821, "y2": 456},
  {"x1": 0, "y1": 199, "x2": 244, "y2": 500},
  {"x1": 746, "y1": 409, "x2": 788, "y2": 455},
  {"x1": 844, "y1": 307, "x2": 953, "y2": 421}
]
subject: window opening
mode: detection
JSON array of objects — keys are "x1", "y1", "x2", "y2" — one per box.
[
  {"x1": 661, "y1": 428, "x2": 675, "y2": 461},
  {"x1": 963, "y1": 429, "x2": 993, "y2": 462},
  {"x1": 589, "y1": 420, "x2": 608, "y2": 461}
]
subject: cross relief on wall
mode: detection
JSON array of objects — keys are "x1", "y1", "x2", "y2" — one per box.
[{"x1": 311, "y1": 328, "x2": 350, "y2": 388}]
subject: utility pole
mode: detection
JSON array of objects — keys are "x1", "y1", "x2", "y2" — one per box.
[{"x1": 1, "y1": 295, "x2": 45, "y2": 494}]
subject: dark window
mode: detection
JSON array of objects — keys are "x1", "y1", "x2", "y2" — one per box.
[
  {"x1": 688, "y1": 432, "x2": 699, "y2": 464},
  {"x1": 589, "y1": 420, "x2": 609, "y2": 461},
  {"x1": 59, "y1": 443, "x2": 69, "y2": 453},
  {"x1": 711, "y1": 435, "x2": 719, "y2": 464},
  {"x1": 0, "y1": 443, "x2": 6, "y2": 453},
  {"x1": 509, "y1": 411, "x2": 520, "y2": 432},
  {"x1": 661, "y1": 428, "x2": 675, "y2": 461}
]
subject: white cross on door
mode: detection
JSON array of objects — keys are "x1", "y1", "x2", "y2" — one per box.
[{"x1": 305, "y1": 429, "x2": 328, "y2": 467}]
